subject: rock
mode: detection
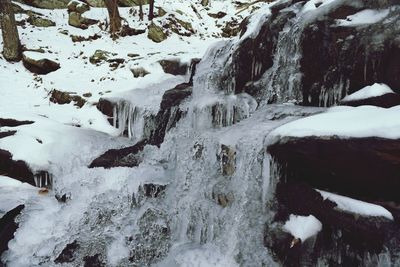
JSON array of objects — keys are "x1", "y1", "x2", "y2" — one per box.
[
  {"x1": 82, "y1": 0, "x2": 105, "y2": 7},
  {"x1": 0, "y1": 118, "x2": 34, "y2": 127},
  {"x1": 14, "y1": 0, "x2": 70, "y2": 9},
  {"x1": 158, "y1": 7, "x2": 167, "y2": 17},
  {"x1": 0, "y1": 149, "x2": 35, "y2": 185},
  {"x1": 300, "y1": 4, "x2": 400, "y2": 106},
  {"x1": 208, "y1": 11, "x2": 227, "y2": 19},
  {"x1": 68, "y1": 12, "x2": 98, "y2": 29},
  {"x1": 119, "y1": 0, "x2": 150, "y2": 6},
  {"x1": 27, "y1": 15, "x2": 55, "y2": 27},
  {"x1": 340, "y1": 92, "x2": 400, "y2": 108},
  {"x1": 89, "y1": 50, "x2": 110, "y2": 64},
  {"x1": 265, "y1": 182, "x2": 400, "y2": 266},
  {"x1": 218, "y1": 144, "x2": 236, "y2": 176},
  {"x1": 54, "y1": 241, "x2": 80, "y2": 263},
  {"x1": 221, "y1": 20, "x2": 240, "y2": 38},
  {"x1": 67, "y1": 0, "x2": 90, "y2": 13},
  {"x1": 201, "y1": 0, "x2": 209, "y2": 6},
  {"x1": 147, "y1": 23, "x2": 167, "y2": 43},
  {"x1": 142, "y1": 183, "x2": 167, "y2": 198},
  {"x1": 0, "y1": 131, "x2": 17, "y2": 139},
  {"x1": 158, "y1": 59, "x2": 188, "y2": 76},
  {"x1": 127, "y1": 53, "x2": 140, "y2": 58},
  {"x1": 131, "y1": 67, "x2": 150, "y2": 78},
  {"x1": 22, "y1": 53, "x2": 60, "y2": 74},
  {"x1": 83, "y1": 254, "x2": 105, "y2": 267},
  {"x1": 0, "y1": 205, "x2": 25, "y2": 256},
  {"x1": 268, "y1": 136, "x2": 400, "y2": 202},
  {"x1": 70, "y1": 33, "x2": 101, "y2": 42},
  {"x1": 96, "y1": 98, "x2": 114, "y2": 125},
  {"x1": 50, "y1": 90, "x2": 86, "y2": 108},
  {"x1": 166, "y1": 17, "x2": 195, "y2": 37},
  {"x1": 89, "y1": 140, "x2": 147, "y2": 169}
]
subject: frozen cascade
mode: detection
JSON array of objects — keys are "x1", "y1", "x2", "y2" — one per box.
[
  {"x1": 258, "y1": 3, "x2": 305, "y2": 104},
  {"x1": 112, "y1": 99, "x2": 155, "y2": 143}
]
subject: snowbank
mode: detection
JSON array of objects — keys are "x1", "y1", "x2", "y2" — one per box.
[
  {"x1": 268, "y1": 105, "x2": 400, "y2": 143},
  {"x1": 283, "y1": 214, "x2": 322, "y2": 242},
  {"x1": 317, "y1": 190, "x2": 393, "y2": 220},
  {"x1": 342, "y1": 83, "x2": 394, "y2": 102},
  {"x1": 336, "y1": 9, "x2": 390, "y2": 27}
]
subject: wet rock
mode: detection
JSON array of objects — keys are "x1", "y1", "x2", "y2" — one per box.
[
  {"x1": 130, "y1": 67, "x2": 150, "y2": 78},
  {"x1": 300, "y1": 4, "x2": 400, "y2": 106},
  {"x1": 83, "y1": 254, "x2": 105, "y2": 267},
  {"x1": 89, "y1": 140, "x2": 147, "y2": 169},
  {"x1": 0, "y1": 149, "x2": 35, "y2": 185},
  {"x1": 268, "y1": 136, "x2": 400, "y2": 202},
  {"x1": 128, "y1": 208, "x2": 170, "y2": 266},
  {"x1": 50, "y1": 89, "x2": 86, "y2": 108},
  {"x1": 27, "y1": 15, "x2": 55, "y2": 27},
  {"x1": 218, "y1": 144, "x2": 236, "y2": 176},
  {"x1": 0, "y1": 205, "x2": 24, "y2": 256},
  {"x1": 158, "y1": 59, "x2": 188, "y2": 76},
  {"x1": 22, "y1": 53, "x2": 60, "y2": 74},
  {"x1": 147, "y1": 23, "x2": 167, "y2": 43},
  {"x1": 0, "y1": 118, "x2": 34, "y2": 127},
  {"x1": 55, "y1": 240, "x2": 80, "y2": 263},
  {"x1": 193, "y1": 142, "x2": 203, "y2": 159},
  {"x1": 340, "y1": 92, "x2": 400, "y2": 108},
  {"x1": 266, "y1": 182, "x2": 400, "y2": 266},
  {"x1": 212, "y1": 190, "x2": 234, "y2": 208},
  {"x1": 96, "y1": 98, "x2": 114, "y2": 125}
]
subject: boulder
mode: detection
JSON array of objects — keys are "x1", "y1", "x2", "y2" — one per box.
[
  {"x1": 89, "y1": 50, "x2": 110, "y2": 64},
  {"x1": 0, "y1": 149, "x2": 35, "y2": 185},
  {"x1": 0, "y1": 131, "x2": 17, "y2": 139},
  {"x1": 131, "y1": 67, "x2": 150, "y2": 78},
  {"x1": 0, "y1": 205, "x2": 25, "y2": 256},
  {"x1": 268, "y1": 136, "x2": 400, "y2": 202},
  {"x1": 158, "y1": 59, "x2": 188, "y2": 76},
  {"x1": 22, "y1": 52, "x2": 60, "y2": 75},
  {"x1": 218, "y1": 144, "x2": 236, "y2": 176},
  {"x1": 147, "y1": 23, "x2": 167, "y2": 43},
  {"x1": 27, "y1": 15, "x2": 55, "y2": 27},
  {"x1": 68, "y1": 12, "x2": 98, "y2": 29},
  {"x1": 55, "y1": 241, "x2": 80, "y2": 264},
  {"x1": 67, "y1": 0, "x2": 90, "y2": 13},
  {"x1": 50, "y1": 90, "x2": 86, "y2": 108}
]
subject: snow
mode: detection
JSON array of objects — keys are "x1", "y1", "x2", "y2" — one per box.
[
  {"x1": 342, "y1": 83, "x2": 394, "y2": 102},
  {"x1": 283, "y1": 214, "x2": 322, "y2": 242},
  {"x1": 336, "y1": 9, "x2": 390, "y2": 27},
  {"x1": 317, "y1": 190, "x2": 394, "y2": 220},
  {"x1": 268, "y1": 105, "x2": 400, "y2": 143}
]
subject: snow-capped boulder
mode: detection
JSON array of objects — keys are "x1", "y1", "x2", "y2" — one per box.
[
  {"x1": 68, "y1": 11, "x2": 98, "y2": 29},
  {"x1": 340, "y1": 83, "x2": 400, "y2": 108},
  {"x1": 27, "y1": 15, "x2": 56, "y2": 27},
  {"x1": 22, "y1": 52, "x2": 60, "y2": 75},
  {"x1": 14, "y1": 0, "x2": 70, "y2": 9},
  {"x1": 158, "y1": 59, "x2": 188, "y2": 76},
  {"x1": 67, "y1": 0, "x2": 90, "y2": 14}
]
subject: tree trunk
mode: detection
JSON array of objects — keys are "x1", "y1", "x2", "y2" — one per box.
[
  {"x1": 104, "y1": 0, "x2": 121, "y2": 36},
  {"x1": 0, "y1": 0, "x2": 21, "y2": 62},
  {"x1": 139, "y1": 0, "x2": 143, "y2": 21},
  {"x1": 148, "y1": 0, "x2": 154, "y2": 21}
]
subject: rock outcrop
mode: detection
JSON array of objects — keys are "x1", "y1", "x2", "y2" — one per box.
[{"x1": 0, "y1": 205, "x2": 25, "y2": 257}]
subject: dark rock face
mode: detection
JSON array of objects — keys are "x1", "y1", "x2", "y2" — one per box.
[
  {"x1": 0, "y1": 205, "x2": 24, "y2": 257},
  {"x1": 268, "y1": 136, "x2": 400, "y2": 202},
  {"x1": 0, "y1": 118, "x2": 34, "y2": 127},
  {"x1": 89, "y1": 140, "x2": 147, "y2": 169},
  {"x1": 55, "y1": 240, "x2": 80, "y2": 264},
  {"x1": 300, "y1": 4, "x2": 400, "y2": 106},
  {"x1": 0, "y1": 131, "x2": 17, "y2": 139},
  {"x1": 340, "y1": 92, "x2": 400, "y2": 108},
  {"x1": 0, "y1": 149, "x2": 35, "y2": 185},
  {"x1": 266, "y1": 134, "x2": 400, "y2": 267},
  {"x1": 265, "y1": 182, "x2": 400, "y2": 266}
]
